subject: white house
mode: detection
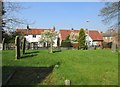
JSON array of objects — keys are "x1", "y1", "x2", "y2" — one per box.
[
  {"x1": 86, "y1": 30, "x2": 103, "y2": 46},
  {"x1": 16, "y1": 28, "x2": 58, "y2": 47}
]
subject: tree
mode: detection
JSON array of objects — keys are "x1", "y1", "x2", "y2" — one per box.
[
  {"x1": 69, "y1": 32, "x2": 79, "y2": 42},
  {"x1": 65, "y1": 35, "x2": 70, "y2": 42},
  {"x1": 2, "y1": 30, "x2": 21, "y2": 43},
  {"x1": 61, "y1": 35, "x2": 71, "y2": 48},
  {"x1": 78, "y1": 28, "x2": 86, "y2": 50},
  {"x1": 40, "y1": 30, "x2": 58, "y2": 53},
  {"x1": 1, "y1": 1, "x2": 32, "y2": 30},
  {"x1": 100, "y1": 2, "x2": 120, "y2": 52},
  {"x1": 99, "y1": 2, "x2": 119, "y2": 28}
]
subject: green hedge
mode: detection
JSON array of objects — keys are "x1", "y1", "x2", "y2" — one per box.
[
  {"x1": 103, "y1": 42, "x2": 112, "y2": 48},
  {"x1": 61, "y1": 41, "x2": 72, "y2": 47}
]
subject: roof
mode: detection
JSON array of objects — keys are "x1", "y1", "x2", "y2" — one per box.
[
  {"x1": 16, "y1": 28, "x2": 52, "y2": 35},
  {"x1": 60, "y1": 29, "x2": 103, "y2": 41},
  {"x1": 87, "y1": 30, "x2": 103, "y2": 41},
  {"x1": 60, "y1": 29, "x2": 79, "y2": 40},
  {"x1": 102, "y1": 29, "x2": 117, "y2": 37}
]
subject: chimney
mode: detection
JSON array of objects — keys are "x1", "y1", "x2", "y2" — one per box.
[
  {"x1": 27, "y1": 25, "x2": 30, "y2": 30},
  {"x1": 53, "y1": 26, "x2": 55, "y2": 31},
  {"x1": 85, "y1": 29, "x2": 88, "y2": 34},
  {"x1": 100, "y1": 31, "x2": 103, "y2": 36}
]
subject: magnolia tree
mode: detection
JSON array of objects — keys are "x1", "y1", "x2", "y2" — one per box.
[
  {"x1": 69, "y1": 32, "x2": 79, "y2": 42},
  {"x1": 40, "y1": 30, "x2": 58, "y2": 53}
]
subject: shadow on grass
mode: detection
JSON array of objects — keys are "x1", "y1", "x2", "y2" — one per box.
[
  {"x1": 21, "y1": 54, "x2": 38, "y2": 59},
  {"x1": 53, "y1": 48, "x2": 62, "y2": 53},
  {"x1": 21, "y1": 51, "x2": 39, "y2": 59},
  {"x1": 25, "y1": 51, "x2": 39, "y2": 54},
  {"x1": 2, "y1": 65, "x2": 54, "y2": 86}
]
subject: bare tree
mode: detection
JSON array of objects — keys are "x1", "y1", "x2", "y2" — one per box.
[
  {"x1": 99, "y1": 2, "x2": 119, "y2": 28},
  {"x1": 1, "y1": 1, "x2": 32, "y2": 30},
  {"x1": 100, "y1": 2, "x2": 120, "y2": 52}
]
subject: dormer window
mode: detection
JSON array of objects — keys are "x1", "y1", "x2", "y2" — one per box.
[{"x1": 33, "y1": 35, "x2": 36, "y2": 38}]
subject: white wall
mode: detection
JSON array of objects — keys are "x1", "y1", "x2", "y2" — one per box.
[
  {"x1": 25, "y1": 34, "x2": 58, "y2": 47},
  {"x1": 25, "y1": 35, "x2": 41, "y2": 43},
  {"x1": 53, "y1": 38, "x2": 57, "y2": 47},
  {"x1": 86, "y1": 34, "x2": 93, "y2": 46}
]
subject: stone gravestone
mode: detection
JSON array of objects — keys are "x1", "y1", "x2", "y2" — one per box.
[
  {"x1": 22, "y1": 37, "x2": 26, "y2": 54},
  {"x1": 15, "y1": 36, "x2": 20, "y2": 59},
  {"x1": 64, "y1": 80, "x2": 71, "y2": 85},
  {"x1": 111, "y1": 40, "x2": 116, "y2": 52},
  {"x1": 2, "y1": 38, "x2": 5, "y2": 50}
]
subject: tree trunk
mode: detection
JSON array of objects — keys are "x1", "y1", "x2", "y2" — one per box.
[{"x1": 50, "y1": 38, "x2": 53, "y2": 53}]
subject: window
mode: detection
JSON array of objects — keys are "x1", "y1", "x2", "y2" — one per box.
[{"x1": 33, "y1": 35, "x2": 36, "y2": 38}]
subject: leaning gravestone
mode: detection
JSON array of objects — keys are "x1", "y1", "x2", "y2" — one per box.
[
  {"x1": 15, "y1": 36, "x2": 20, "y2": 59},
  {"x1": 22, "y1": 37, "x2": 26, "y2": 54}
]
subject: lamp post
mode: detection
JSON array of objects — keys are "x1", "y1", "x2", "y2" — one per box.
[{"x1": 86, "y1": 20, "x2": 90, "y2": 49}]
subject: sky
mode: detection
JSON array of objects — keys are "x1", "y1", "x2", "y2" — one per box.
[{"x1": 15, "y1": 2, "x2": 110, "y2": 32}]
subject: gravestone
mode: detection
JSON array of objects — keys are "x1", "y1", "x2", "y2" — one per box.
[
  {"x1": 22, "y1": 37, "x2": 26, "y2": 54},
  {"x1": 64, "y1": 80, "x2": 71, "y2": 85},
  {"x1": 2, "y1": 38, "x2": 5, "y2": 50},
  {"x1": 111, "y1": 40, "x2": 116, "y2": 52},
  {"x1": 15, "y1": 36, "x2": 20, "y2": 59}
]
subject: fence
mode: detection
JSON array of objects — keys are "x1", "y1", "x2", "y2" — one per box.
[
  {"x1": 1, "y1": 42, "x2": 103, "y2": 51},
  {"x1": 1, "y1": 43, "x2": 50, "y2": 50}
]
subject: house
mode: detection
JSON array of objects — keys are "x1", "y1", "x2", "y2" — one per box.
[
  {"x1": 16, "y1": 27, "x2": 58, "y2": 47},
  {"x1": 102, "y1": 29, "x2": 116, "y2": 43},
  {"x1": 59, "y1": 29, "x2": 103, "y2": 47},
  {"x1": 59, "y1": 29, "x2": 79, "y2": 43},
  {"x1": 102, "y1": 29, "x2": 120, "y2": 49},
  {"x1": 85, "y1": 30, "x2": 103, "y2": 47}
]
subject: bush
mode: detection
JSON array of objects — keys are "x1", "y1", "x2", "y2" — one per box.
[
  {"x1": 102, "y1": 42, "x2": 112, "y2": 48},
  {"x1": 61, "y1": 41, "x2": 72, "y2": 47}
]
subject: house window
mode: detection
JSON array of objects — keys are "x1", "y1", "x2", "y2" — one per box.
[
  {"x1": 33, "y1": 35, "x2": 36, "y2": 38},
  {"x1": 105, "y1": 37, "x2": 107, "y2": 39}
]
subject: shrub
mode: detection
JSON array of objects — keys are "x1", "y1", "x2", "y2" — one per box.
[
  {"x1": 61, "y1": 41, "x2": 72, "y2": 47},
  {"x1": 102, "y1": 42, "x2": 112, "y2": 48}
]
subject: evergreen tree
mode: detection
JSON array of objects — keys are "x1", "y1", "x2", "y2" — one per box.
[{"x1": 78, "y1": 28, "x2": 86, "y2": 50}]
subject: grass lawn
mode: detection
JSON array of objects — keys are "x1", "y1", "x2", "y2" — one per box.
[{"x1": 2, "y1": 49, "x2": 118, "y2": 85}]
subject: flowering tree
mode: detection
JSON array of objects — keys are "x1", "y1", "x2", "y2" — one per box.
[
  {"x1": 69, "y1": 32, "x2": 79, "y2": 42},
  {"x1": 40, "y1": 30, "x2": 58, "y2": 53}
]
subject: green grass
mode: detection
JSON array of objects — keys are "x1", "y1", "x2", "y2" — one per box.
[{"x1": 2, "y1": 49, "x2": 118, "y2": 85}]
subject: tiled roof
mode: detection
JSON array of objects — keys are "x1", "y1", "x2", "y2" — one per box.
[
  {"x1": 60, "y1": 29, "x2": 103, "y2": 41},
  {"x1": 60, "y1": 29, "x2": 79, "y2": 40},
  {"x1": 87, "y1": 30, "x2": 103, "y2": 41},
  {"x1": 16, "y1": 28, "x2": 52, "y2": 35}
]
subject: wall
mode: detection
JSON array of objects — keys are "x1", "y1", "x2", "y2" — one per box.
[
  {"x1": 25, "y1": 34, "x2": 57, "y2": 47},
  {"x1": 86, "y1": 34, "x2": 93, "y2": 46}
]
